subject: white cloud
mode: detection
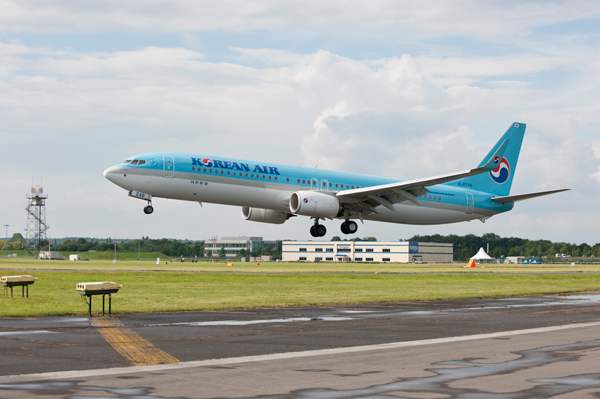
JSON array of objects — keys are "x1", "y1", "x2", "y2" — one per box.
[
  {"x1": 1, "y1": 35, "x2": 599, "y2": 244},
  {"x1": 2, "y1": 0, "x2": 600, "y2": 38}
]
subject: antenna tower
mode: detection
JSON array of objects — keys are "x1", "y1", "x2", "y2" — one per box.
[
  {"x1": 211, "y1": 236, "x2": 218, "y2": 263},
  {"x1": 26, "y1": 184, "x2": 49, "y2": 257}
]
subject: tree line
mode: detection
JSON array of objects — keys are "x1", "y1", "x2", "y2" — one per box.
[
  {"x1": 3, "y1": 232, "x2": 598, "y2": 261},
  {"x1": 406, "y1": 233, "x2": 600, "y2": 261},
  {"x1": 2, "y1": 234, "x2": 282, "y2": 259}
]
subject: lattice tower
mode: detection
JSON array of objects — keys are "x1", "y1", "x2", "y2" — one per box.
[
  {"x1": 26, "y1": 185, "x2": 49, "y2": 257},
  {"x1": 211, "y1": 236, "x2": 218, "y2": 262}
]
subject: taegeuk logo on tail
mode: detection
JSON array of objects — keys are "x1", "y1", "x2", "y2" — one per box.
[{"x1": 489, "y1": 156, "x2": 510, "y2": 184}]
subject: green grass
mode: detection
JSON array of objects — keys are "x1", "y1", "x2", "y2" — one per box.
[
  {"x1": 2, "y1": 257, "x2": 600, "y2": 273},
  {"x1": 4, "y1": 251, "x2": 170, "y2": 260},
  {"x1": 2, "y1": 270, "x2": 600, "y2": 317}
]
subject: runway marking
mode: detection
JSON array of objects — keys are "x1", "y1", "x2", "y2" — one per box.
[
  {"x1": 91, "y1": 318, "x2": 179, "y2": 366},
  {"x1": 3, "y1": 320, "x2": 600, "y2": 383},
  {"x1": 154, "y1": 316, "x2": 354, "y2": 327},
  {"x1": 0, "y1": 330, "x2": 55, "y2": 337}
]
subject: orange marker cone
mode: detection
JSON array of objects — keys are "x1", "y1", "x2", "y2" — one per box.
[{"x1": 467, "y1": 259, "x2": 476, "y2": 268}]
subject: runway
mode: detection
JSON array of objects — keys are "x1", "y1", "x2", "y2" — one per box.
[{"x1": 1, "y1": 293, "x2": 600, "y2": 398}]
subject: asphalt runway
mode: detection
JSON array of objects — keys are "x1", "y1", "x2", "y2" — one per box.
[{"x1": 1, "y1": 293, "x2": 600, "y2": 398}]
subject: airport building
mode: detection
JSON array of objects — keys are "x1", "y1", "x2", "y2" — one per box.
[
  {"x1": 204, "y1": 236, "x2": 277, "y2": 258},
  {"x1": 282, "y1": 241, "x2": 453, "y2": 263}
]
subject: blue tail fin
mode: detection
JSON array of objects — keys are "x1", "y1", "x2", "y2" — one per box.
[{"x1": 462, "y1": 122, "x2": 526, "y2": 196}]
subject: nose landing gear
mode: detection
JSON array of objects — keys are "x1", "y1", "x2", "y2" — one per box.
[{"x1": 143, "y1": 201, "x2": 154, "y2": 214}]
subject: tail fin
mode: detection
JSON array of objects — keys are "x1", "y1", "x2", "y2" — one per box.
[{"x1": 463, "y1": 122, "x2": 526, "y2": 196}]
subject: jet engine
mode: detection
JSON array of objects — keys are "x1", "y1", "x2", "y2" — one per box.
[
  {"x1": 242, "y1": 207, "x2": 290, "y2": 224},
  {"x1": 289, "y1": 191, "x2": 342, "y2": 218}
]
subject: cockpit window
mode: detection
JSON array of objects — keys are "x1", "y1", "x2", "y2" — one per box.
[
  {"x1": 123, "y1": 159, "x2": 133, "y2": 164},
  {"x1": 130, "y1": 159, "x2": 146, "y2": 165}
]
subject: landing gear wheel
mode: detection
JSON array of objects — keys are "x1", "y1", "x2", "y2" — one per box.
[
  {"x1": 340, "y1": 222, "x2": 349, "y2": 234},
  {"x1": 347, "y1": 221, "x2": 358, "y2": 234},
  {"x1": 341, "y1": 221, "x2": 358, "y2": 234},
  {"x1": 316, "y1": 224, "x2": 327, "y2": 237},
  {"x1": 144, "y1": 205, "x2": 154, "y2": 214},
  {"x1": 310, "y1": 225, "x2": 318, "y2": 237}
]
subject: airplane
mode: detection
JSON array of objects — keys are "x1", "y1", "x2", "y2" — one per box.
[{"x1": 104, "y1": 122, "x2": 568, "y2": 237}]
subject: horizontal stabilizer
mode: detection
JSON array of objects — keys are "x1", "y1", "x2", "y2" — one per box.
[{"x1": 491, "y1": 189, "x2": 569, "y2": 204}]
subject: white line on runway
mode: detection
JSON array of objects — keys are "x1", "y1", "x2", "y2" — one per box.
[
  {"x1": 0, "y1": 330, "x2": 56, "y2": 337},
  {"x1": 153, "y1": 316, "x2": 354, "y2": 327},
  {"x1": 2, "y1": 321, "x2": 600, "y2": 383}
]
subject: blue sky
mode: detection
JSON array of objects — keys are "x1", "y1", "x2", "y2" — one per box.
[{"x1": 1, "y1": 1, "x2": 599, "y2": 245}]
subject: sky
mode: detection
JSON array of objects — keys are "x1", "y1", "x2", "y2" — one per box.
[{"x1": 1, "y1": 0, "x2": 599, "y2": 245}]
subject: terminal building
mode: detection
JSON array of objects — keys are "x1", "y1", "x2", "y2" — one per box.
[
  {"x1": 282, "y1": 241, "x2": 453, "y2": 263},
  {"x1": 204, "y1": 236, "x2": 277, "y2": 258}
]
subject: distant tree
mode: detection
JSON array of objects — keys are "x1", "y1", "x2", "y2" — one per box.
[
  {"x1": 219, "y1": 247, "x2": 226, "y2": 258},
  {"x1": 11, "y1": 233, "x2": 24, "y2": 242},
  {"x1": 331, "y1": 236, "x2": 341, "y2": 241}
]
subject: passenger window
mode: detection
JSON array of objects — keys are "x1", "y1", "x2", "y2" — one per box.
[
  {"x1": 297, "y1": 179, "x2": 300, "y2": 183},
  {"x1": 245, "y1": 173, "x2": 249, "y2": 177},
  {"x1": 251, "y1": 174, "x2": 254, "y2": 178},
  {"x1": 335, "y1": 184, "x2": 338, "y2": 188},
  {"x1": 262, "y1": 175, "x2": 266, "y2": 179},
  {"x1": 204, "y1": 168, "x2": 207, "y2": 172},
  {"x1": 192, "y1": 167, "x2": 195, "y2": 171},
  {"x1": 286, "y1": 178, "x2": 289, "y2": 182},
  {"x1": 351, "y1": 185, "x2": 354, "y2": 189},
  {"x1": 303, "y1": 180, "x2": 306, "y2": 184},
  {"x1": 268, "y1": 176, "x2": 271, "y2": 180},
  {"x1": 221, "y1": 170, "x2": 224, "y2": 175},
  {"x1": 329, "y1": 183, "x2": 332, "y2": 187}
]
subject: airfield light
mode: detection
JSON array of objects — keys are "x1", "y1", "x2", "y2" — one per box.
[
  {"x1": 1, "y1": 275, "x2": 36, "y2": 297},
  {"x1": 77, "y1": 282, "x2": 122, "y2": 317}
]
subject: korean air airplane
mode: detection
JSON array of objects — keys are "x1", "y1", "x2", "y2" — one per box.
[{"x1": 104, "y1": 123, "x2": 567, "y2": 237}]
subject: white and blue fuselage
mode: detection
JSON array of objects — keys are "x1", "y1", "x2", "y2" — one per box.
[{"x1": 103, "y1": 123, "x2": 567, "y2": 237}]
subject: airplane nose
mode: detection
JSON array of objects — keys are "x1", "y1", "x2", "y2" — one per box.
[{"x1": 103, "y1": 166, "x2": 120, "y2": 183}]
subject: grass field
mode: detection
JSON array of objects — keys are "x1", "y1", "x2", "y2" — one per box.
[
  {"x1": 1, "y1": 258, "x2": 599, "y2": 317},
  {"x1": 2, "y1": 258, "x2": 600, "y2": 273},
  {"x1": 3, "y1": 251, "x2": 170, "y2": 260}
]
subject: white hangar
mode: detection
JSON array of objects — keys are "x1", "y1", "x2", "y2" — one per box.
[{"x1": 282, "y1": 241, "x2": 453, "y2": 263}]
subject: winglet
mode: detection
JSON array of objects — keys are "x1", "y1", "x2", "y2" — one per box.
[{"x1": 478, "y1": 139, "x2": 509, "y2": 172}]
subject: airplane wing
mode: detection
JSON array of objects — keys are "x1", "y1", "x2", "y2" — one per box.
[
  {"x1": 335, "y1": 139, "x2": 510, "y2": 213},
  {"x1": 491, "y1": 189, "x2": 569, "y2": 204}
]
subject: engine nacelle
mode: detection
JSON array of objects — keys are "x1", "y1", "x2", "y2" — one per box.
[
  {"x1": 289, "y1": 191, "x2": 342, "y2": 218},
  {"x1": 242, "y1": 207, "x2": 290, "y2": 224}
]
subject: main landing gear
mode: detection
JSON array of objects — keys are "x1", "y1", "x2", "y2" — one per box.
[
  {"x1": 340, "y1": 220, "x2": 358, "y2": 235},
  {"x1": 310, "y1": 219, "x2": 327, "y2": 237},
  {"x1": 143, "y1": 201, "x2": 154, "y2": 214},
  {"x1": 308, "y1": 219, "x2": 358, "y2": 236}
]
